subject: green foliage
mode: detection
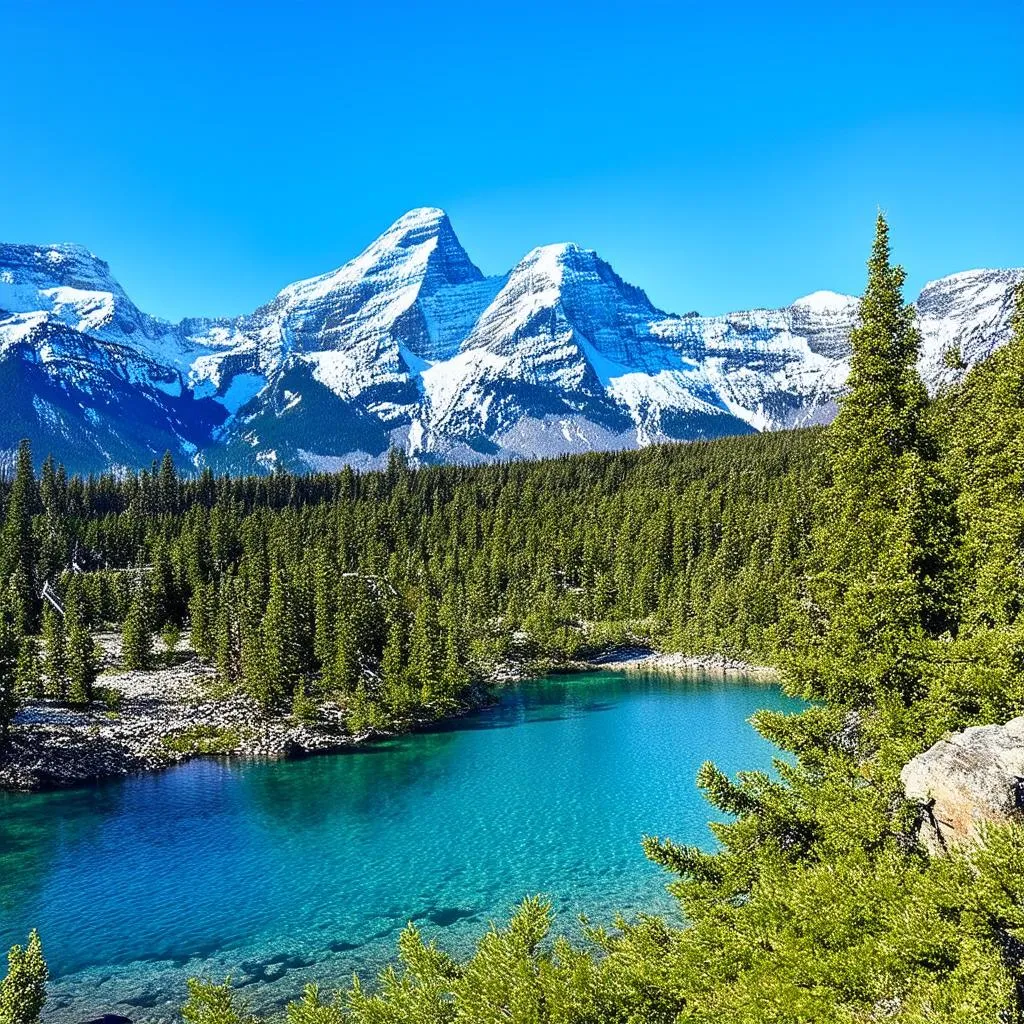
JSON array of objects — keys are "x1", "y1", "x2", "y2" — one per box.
[
  {"x1": 121, "y1": 581, "x2": 154, "y2": 670},
  {"x1": 0, "y1": 931, "x2": 47, "y2": 1024},
  {"x1": 0, "y1": 613, "x2": 18, "y2": 742},
  {"x1": 285, "y1": 985, "x2": 345, "y2": 1024},
  {"x1": 790, "y1": 213, "x2": 954, "y2": 711},
  {"x1": 162, "y1": 621, "x2": 183, "y2": 659},
  {"x1": 1, "y1": 440, "x2": 38, "y2": 634},
  {"x1": 181, "y1": 978, "x2": 257, "y2": 1024},
  {"x1": 40, "y1": 606, "x2": 66, "y2": 700},
  {"x1": 65, "y1": 588, "x2": 100, "y2": 706},
  {"x1": 161, "y1": 725, "x2": 242, "y2": 755}
]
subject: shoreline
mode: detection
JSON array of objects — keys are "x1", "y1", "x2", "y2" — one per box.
[
  {"x1": 567, "y1": 645, "x2": 779, "y2": 678},
  {"x1": 0, "y1": 639, "x2": 777, "y2": 794}
]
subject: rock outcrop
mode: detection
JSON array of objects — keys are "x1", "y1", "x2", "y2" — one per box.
[{"x1": 901, "y1": 716, "x2": 1024, "y2": 853}]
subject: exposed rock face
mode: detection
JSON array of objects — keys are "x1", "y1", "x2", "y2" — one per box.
[
  {"x1": 901, "y1": 716, "x2": 1024, "y2": 853},
  {"x1": 2, "y1": 210, "x2": 1022, "y2": 473}
]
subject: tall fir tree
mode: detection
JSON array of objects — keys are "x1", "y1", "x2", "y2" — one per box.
[
  {"x1": 121, "y1": 582, "x2": 154, "y2": 670},
  {"x1": 792, "y1": 213, "x2": 952, "y2": 709},
  {"x1": 41, "y1": 607, "x2": 67, "y2": 700},
  {"x1": 0, "y1": 613, "x2": 19, "y2": 742},
  {"x1": 1, "y1": 440, "x2": 39, "y2": 631},
  {"x1": 65, "y1": 603, "x2": 100, "y2": 707}
]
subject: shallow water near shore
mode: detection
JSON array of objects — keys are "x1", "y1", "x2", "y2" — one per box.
[{"x1": 0, "y1": 671, "x2": 803, "y2": 1021}]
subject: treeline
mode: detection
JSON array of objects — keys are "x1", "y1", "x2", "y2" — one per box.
[{"x1": 1, "y1": 420, "x2": 820, "y2": 735}]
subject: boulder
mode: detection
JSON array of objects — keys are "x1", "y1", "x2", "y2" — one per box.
[{"x1": 901, "y1": 715, "x2": 1024, "y2": 853}]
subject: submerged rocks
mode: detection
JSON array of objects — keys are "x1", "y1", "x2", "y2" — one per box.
[{"x1": 901, "y1": 715, "x2": 1024, "y2": 853}]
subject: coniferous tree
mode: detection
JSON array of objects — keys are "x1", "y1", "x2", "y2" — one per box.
[
  {"x1": 121, "y1": 582, "x2": 154, "y2": 670},
  {"x1": 189, "y1": 582, "x2": 215, "y2": 662},
  {"x1": 15, "y1": 635, "x2": 43, "y2": 700},
  {"x1": 41, "y1": 607, "x2": 67, "y2": 700},
  {"x1": 253, "y1": 568, "x2": 303, "y2": 709},
  {"x1": 794, "y1": 213, "x2": 951, "y2": 708},
  {"x1": 64, "y1": 581, "x2": 100, "y2": 708},
  {"x1": 408, "y1": 593, "x2": 440, "y2": 703},
  {"x1": 380, "y1": 615, "x2": 406, "y2": 709},
  {"x1": 331, "y1": 604, "x2": 360, "y2": 693},
  {"x1": 1, "y1": 440, "x2": 39, "y2": 631},
  {"x1": 0, "y1": 614, "x2": 18, "y2": 743},
  {"x1": 65, "y1": 599, "x2": 99, "y2": 707}
]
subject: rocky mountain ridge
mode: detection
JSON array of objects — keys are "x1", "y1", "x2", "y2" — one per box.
[{"x1": 1, "y1": 208, "x2": 1020, "y2": 473}]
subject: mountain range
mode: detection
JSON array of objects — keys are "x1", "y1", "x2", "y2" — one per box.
[{"x1": 0, "y1": 207, "x2": 1020, "y2": 474}]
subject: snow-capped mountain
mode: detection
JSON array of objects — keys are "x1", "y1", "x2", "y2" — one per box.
[{"x1": 0, "y1": 209, "x2": 1020, "y2": 473}]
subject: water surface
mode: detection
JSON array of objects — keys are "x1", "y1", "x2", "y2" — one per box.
[{"x1": 0, "y1": 671, "x2": 803, "y2": 1021}]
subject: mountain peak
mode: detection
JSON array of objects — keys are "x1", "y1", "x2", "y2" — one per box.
[
  {"x1": 791, "y1": 290, "x2": 859, "y2": 314},
  {"x1": 388, "y1": 206, "x2": 449, "y2": 229}
]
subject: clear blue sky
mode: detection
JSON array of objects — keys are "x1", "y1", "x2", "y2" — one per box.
[{"x1": 3, "y1": 0, "x2": 1022, "y2": 320}]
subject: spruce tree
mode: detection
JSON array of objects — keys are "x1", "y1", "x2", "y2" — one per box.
[
  {"x1": 0, "y1": 931, "x2": 48, "y2": 1024},
  {"x1": 121, "y1": 583, "x2": 154, "y2": 670},
  {"x1": 66, "y1": 604, "x2": 100, "y2": 707},
  {"x1": 41, "y1": 606, "x2": 67, "y2": 700},
  {"x1": 0, "y1": 615, "x2": 18, "y2": 743},
  {"x1": 409, "y1": 594, "x2": 440, "y2": 704},
  {"x1": 189, "y1": 582, "x2": 215, "y2": 662},
  {"x1": 254, "y1": 568, "x2": 303, "y2": 709},
  {"x1": 1, "y1": 440, "x2": 39, "y2": 631},
  {"x1": 15, "y1": 635, "x2": 42, "y2": 700},
  {"x1": 795, "y1": 213, "x2": 950, "y2": 708},
  {"x1": 331, "y1": 605, "x2": 359, "y2": 693}
]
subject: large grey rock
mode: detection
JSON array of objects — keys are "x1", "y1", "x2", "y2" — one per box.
[{"x1": 901, "y1": 716, "x2": 1024, "y2": 853}]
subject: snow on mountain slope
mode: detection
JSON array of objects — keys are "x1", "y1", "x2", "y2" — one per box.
[
  {"x1": 0, "y1": 211, "x2": 1020, "y2": 474},
  {"x1": 414, "y1": 243, "x2": 750, "y2": 459},
  {"x1": 917, "y1": 268, "x2": 1024, "y2": 390}
]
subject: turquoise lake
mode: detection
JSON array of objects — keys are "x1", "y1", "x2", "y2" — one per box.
[{"x1": 0, "y1": 671, "x2": 804, "y2": 1021}]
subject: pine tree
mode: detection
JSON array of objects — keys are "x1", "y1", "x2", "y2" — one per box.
[
  {"x1": 794, "y1": 213, "x2": 951, "y2": 708},
  {"x1": 149, "y1": 541, "x2": 176, "y2": 629},
  {"x1": 189, "y1": 582, "x2": 215, "y2": 662},
  {"x1": 66, "y1": 602, "x2": 100, "y2": 707},
  {"x1": 41, "y1": 607, "x2": 67, "y2": 700},
  {"x1": 180, "y1": 978, "x2": 255, "y2": 1024},
  {"x1": 1, "y1": 440, "x2": 39, "y2": 631},
  {"x1": 121, "y1": 583, "x2": 154, "y2": 670},
  {"x1": 157, "y1": 451, "x2": 178, "y2": 515},
  {"x1": 254, "y1": 568, "x2": 303, "y2": 709},
  {"x1": 15, "y1": 635, "x2": 42, "y2": 700},
  {"x1": 331, "y1": 605, "x2": 359, "y2": 693},
  {"x1": 409, "y1": 594, "x2": 440, "y2": 704},
  {"x1": 0, "y1": 615, "x2": 18, "y2": 743},
  {"x1": 380, "y1": 615, "x2": 408, "y2": 711},
  {"x1": 0, "y1": 931, "x2": 48, "y2": 1024}
]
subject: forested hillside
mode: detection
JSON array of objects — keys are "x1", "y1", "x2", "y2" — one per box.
[
  {"x1": 2, "y1": 216, "x2": 1024, "y2": 1023},
  {"x1": 0, "y1": 421, "x2": 819, "y2": 739}
]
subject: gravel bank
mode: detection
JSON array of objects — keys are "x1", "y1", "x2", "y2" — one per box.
[{"x1": 0, "y1": 634, "x2": 359, "y2": 792}]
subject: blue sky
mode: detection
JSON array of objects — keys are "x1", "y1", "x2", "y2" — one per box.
[{"x1": 3, "y1": 0, "x2": 1022, "y2": 320}]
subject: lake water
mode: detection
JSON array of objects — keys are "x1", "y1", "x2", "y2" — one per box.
[{"x1": 0, "y1": 670, "x2": 804, "y2": 1021}]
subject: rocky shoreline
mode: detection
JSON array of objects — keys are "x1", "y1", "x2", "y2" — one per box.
[
  {"x1": 0, "y1": 638, "x2": 775, "y2": 794},
  {"x1": 0, "y1": 634, "x2": 400, "y2": 793},
  {"x1": 577, "y1": 645, "x2": 779, "y2": 677}
]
